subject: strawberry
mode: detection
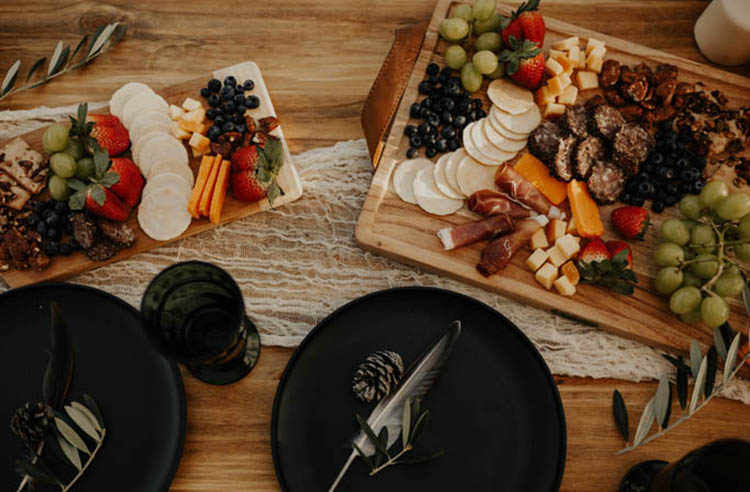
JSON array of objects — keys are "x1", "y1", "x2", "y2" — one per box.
[
  {"x1": 69, "y1": 103, "x2": 130, "y2": 156},
  {"x1": 109, "y1": 157, "x2": 144, "y2": 207},
  {"x1": 68, "y1": 149, "x2": 131, "y2": 221},
  {"x1": 606, "y1": 240, "x2": 633, "y2": 269},
  {"x1": 501, "y1": 0, "x2": 545, "y2": 47},
  {"x1": 499, "y1": 37, "x2": 545, "y2": 90},
  {"x1": 578, "y1": 238, "x2": 611, "y2": 263},
  {"x1": 86, "y1": 114, "x2": 123, "y2": 127},
  {"x1": 84, "y1": 186, "x2": 130, "y2": 221},
  {"x1": 90, "y1": 122, "x2": 130, "y2": 156},
  {"x1": 611, "y1": 206, "x2": 650, "y2": 240},
  {"x1": 230, "y1": 139, "x2": 285, "y2": 204}
]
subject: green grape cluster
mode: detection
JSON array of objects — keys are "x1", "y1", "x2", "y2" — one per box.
[
  {"x1": 653, "y1": 180, "x2": 750, "y2": 327},
  {"x1": 42, "y1": 124, "x2": 96, "y2": 201},
  {"x1": 438, "y1": 0, "x2": 504, "y2": 92}
]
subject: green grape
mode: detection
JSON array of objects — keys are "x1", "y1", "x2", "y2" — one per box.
[
  {"x1": 690, "y1": 224, "x2": 717, "y2": 254},
  {"x1": 487, "y1": 63, "x2": 505, "y2": 79},
  {"x1": 452, "y1": 4, "x2": 473, "y2": 21},
  {"x1": 734, "y1": 243, "x2": 750, "y2": 263},
  {"x1": 474, "y1": 13, "x2": 503, "y2": 34},
  {"x1": 669, "y1": 286, "x2": 702, "y2": 315},
  {"x1": 49, "y1": 153, "x2": 77, "y2": 178},
  {"x1": 679, "y1": 195, "x2": 703, "y2": 219},
  {"x1": 717, "y1": 193, "x2": 750, "y2": 221},
  {"x1": 460, "y1": 62, "x2": 483, "y2": 93},
  {"x1": 47, "y1": 175, "x2": 69, "y2": 201},
  {"x1": 725, "y1": 265, "x2": 741, "y2": 276},
  {"x1": 699, "y1": 180, "x2": 728, "y2": 209},
  {"x1": 714, "y1": 271, "x2": 745, "y2": 298},
  {"x1": 472, "y1": 0, "x2": 497, "y2": 21},
  {"x1": 688, "y1": 253, "x2": 719, "y2": 279},
  {"x1": 439, "y1": 18, "x2": 470, "y2": 41},
  {"x1": 473, "y1": 50, "x2": 499, "y2": 75},
  {"x1": 655, "y1": 267, "x2": 683, "y2": 295},
  {"x1": 701, "y1": 296, "x2": 730, "y2": 328},
  {"x1": 42, "y1": 123, "x2": 69, "y2": 153},
  {"x1": 682, "y1": 219, "x2": 699, "y2": 232},
  {"x1": 63, "y1": 137, "x2": 85, "y2": 161},
  {"x1": 680, "y1": 308, "x2": 702, "y2": 324},
  {"x1": 653, "y1": 242, "x2": 685, "y2": 267},
  {"x1": 682, "y1": 271, "x2": 702, "y2": 288},
  {"x1": 474, "y1": 32, "x2": 502, "y2": 52},
  {"x1": 75, "y1": 157, "x2": 95, "y2": 179},
  {"x1": 738, "y1": 215, "x2": 750, "y2": 240},
  {"x1": 660, "y1": 219, "x2": 690, "y2": 246},
  {"x1": 444, "y1": 44, "x2": 468, "y2": 70}
]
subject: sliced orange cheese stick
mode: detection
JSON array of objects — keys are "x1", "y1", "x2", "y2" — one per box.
[
  {"x1": 567, "y1": 180, "x2": 603, "y2": 238},
  {"x1": 209, "y1": 160, "x2": 231, "y2": 224},
  {"x1": 198, "y1": 155, "x2": 222, "y2": 217},
  {"x1": 514, "y1": 153, "x2": 568, "y2": 206},
  {"x1": 188, "y1": 155, "x2": 214, "y2": 218}
]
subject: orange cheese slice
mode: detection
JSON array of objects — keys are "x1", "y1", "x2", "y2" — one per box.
[
  {"x1": 209, "y1": 160, "x2": 231, "y2": 224},
  {"x1": 188, "y1": 155, "x2": 214, "y2": 218},
  {"x1": 198, "y1": 155, "x2": 222, "y2": 217},
  {"x1": 514, "y1": 153, "x2": 568, "y2": 205},
  {"x1": 568, "y1": 180, "x2": 604, "y2": 238}
]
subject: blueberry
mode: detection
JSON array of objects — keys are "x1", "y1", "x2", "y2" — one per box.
[
  {"x1": 223, "y1": 76, "x2": 237, "y2": 87},
  {"x1": 207, "y1": 94, "x2": 221, "y2": 107},
  {"x1": 214, "y1": 115, "x2": 226, "y2": 126},
  {"x1": 469, "y1": 110, "x2": 481, "y2": 122},
  {"x1": 418, "y1": 81, "x2": 433, "y2": 95},
  {"x1": 410, "y1": 103, "x2": 421, "y2": 118},
  {"x1": 424, "y1": 134, "x2": 437, "y2": 148},
  {"x1": 32, "y1": 201, "x2": 45, "y2": 214},
  {"x1": 441, "y1": 98, "x2": 455, "y2": 112},
  {"x1": 471, "y1": 98, "x2": 483, "y2": 111},
  {"x1": 474, "y1": 109, "x2": 487, "y2": 119},
  {"x1": 200, "y1": 87, "x2": 210, "y2": 98},
  {"x1": 214, "y1": 106, "x2": 225, "y2": 116},
  {"x1": 436, "y1": 138, "x2": 448, "y2": 153},
  {"x1": 453, "y1": 115, "x2": 468, "y2": 129},
  {"x1": 426, "y1": 146, "x2": 438, "y2": 158},
  {"x1": 426, "y1": 75, "x2": 439, "y2": 85},
  {"x1": 421, "y1": 98, "x2": 434, "y2": 110},
  {"x1": 637, "y1": 181, "x2": 651, "y2": 196},
  {"x1": 233, "y1": 94, "x2": 245, "y2": 105},
  {"x1": 410, "y1": 134, "x2": 423, "y2": 148},
  {"x1": 680, "y1": 181, "x2": 694, "y2": 194},
  {"x1": 243, "y1": 79, "x2": 255, "y2": 91},
  {"x1": 426, "y1": 124, "x2": 438, "y2": 136},
  {"x1": 426, "y1": 112, "x2": 440, "y2": 127},
  {"x1": 206, "y1": 109, "x2": 217, "y2": 120},
  {"x1": 441, "y1": 112, "x2": 454, "y2": 125},
  {"x1": 679, "y1": 169, "x2": 694, "y2": 182},
  {"x1": 404, "y1": 125, "x2": 418, "y2": 137},
  {"x1": 448, "y1": 139, "x2": 460, "y2": 151},
  {"x1": 693, "y1": 156, "x2": 707, "y2": 169},
  {"x1": 46, "y1": 242, "x2": 59, "y2": 256},
  {"x1": 245, "y1": 95, "x2": 260, "y2": 109},
  {"x1": 440, "y1": 66, "x2": 453, "y2": 77},
  {"x1": 621, "y1": 193, "x2": 633, "y2": 205},
  {"x1": 652, "y1": 201, "x2": 665, "y2": 213},
  {"x1": 233, "y1": 114, "x2": 245, "y2": 125},
  {"x1": 222, "y1": 122, "x2": 236, "y2": 133},
  {"x1": 426, "y1": 63, "x2": 439, "y2": 76},
  {"x1": 632, "y1": 196, "x2": 645, "y2": 207},
  {"x1": 47, "y1": 228, "x2": 60, "y2": 241},
  {"x1": 441, "y1": 126, "x2": 456, "y2": 139},
  {"x1": 438, "y1": 73, "x2": 448, "y2": 84},
  {"x1": 235, "y1": 123, "x2": 246, "y2": 134},
  {"x1": 406, "y1": 147, "x2": 418, "y2": 159},
  {"x1": 59, "y1": 243, "x2": 72, "y2": 256},
  {"x1": 236, "y1": 104, "x2": 247, "y2": 114},
  {"x1": 45, "y1": 214, "x2": 60, "y2": 227},
  {"x1": 444, "y1": 83, "x2": 461, "y2": 97},
  {"x1": 418, "y1": 122, "x2": 431, "y2": 135},
  {"x1": 207, "y1": 79, "x2": 222, "y2": 92},
  {"x1": 692, "y1": 181, "x2": 704, "y2": 194},
  {"x1": 456, "y1": 100, "x2": 471, "y2": 115},
  {"x1": 652, "y1": 152, "x2": 664, "y2": 165},
  {"x1": 220, "y1": 86, "x2": 235, "y2": 100}
]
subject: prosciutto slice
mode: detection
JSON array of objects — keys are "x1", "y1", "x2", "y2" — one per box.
[
  {"x1": 467, "y1": 190, "x2": 533, "y2": 218},
  {"x1": 494, "y1": 163, "x2": 561, "y2": 218},
  {"x1": 437, "y1": 215, "x2": 514, "y2": 251},
  {"x1": 477, "y1": 219, "x2": 543, "y2": 277}
]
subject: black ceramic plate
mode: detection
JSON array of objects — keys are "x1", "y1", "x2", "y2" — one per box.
[
  {"x1": 271, "y1": 287, "x2": 566, "y2": 492},
  {"x1": 0, "y1": 284, "x2": 185, "y2": 492}
]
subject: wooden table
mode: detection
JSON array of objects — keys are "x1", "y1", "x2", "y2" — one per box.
[{"x1": 1, "y1": 1, "x2": 749, "y2": 490}]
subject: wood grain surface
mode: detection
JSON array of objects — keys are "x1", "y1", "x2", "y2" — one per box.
[{"x1": 0, "y1": 1, "x2": 749, "y2": 491}]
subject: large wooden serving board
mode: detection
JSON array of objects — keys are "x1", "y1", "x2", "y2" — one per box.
[
  {"x1": 356, "y1": 0, "x2": 750, "y2": 356},
  {"x1": 1, "y1": 61, "x2": 302, "y2": 288}
]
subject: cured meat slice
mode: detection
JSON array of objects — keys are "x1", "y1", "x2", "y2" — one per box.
[
  {"x1": 613, "y1": 123, "x2": 653, "y2": 166},
  {"x1": 551, "y1": 135, "x2": 578, "y2": 182},
  {"x1": 591, "y1": 104, "x2": 625, "y2": 141},
  {"x1": 467, "y1": 190, "x2": 533, "y2": 218},
  {"x1": 494, "y1": 163, "x2": 556, "y2": 216},
  {"x1": 477, "y1": 219, "x2": 542, "y2": 277},
  {"x1": 436, "y1": 214, "x2": 514, "y2": 251},
  {"x1": 528, "y1": 120, "x2": 565, "y2": 166},
  {"x1": 561, "y1": 104, "x2": 590, "y2": 138},
  {"x1": 587, "y1": 160, "x2": 626, "y2": 204},
  {"x1": 574, "y1": 136, "x2": 605, "y2": 180}
]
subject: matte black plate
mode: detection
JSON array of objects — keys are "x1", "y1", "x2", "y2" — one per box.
[
  {"x1": 0, "y1": 284, "x2": 186, "y2": 492},
  {"x1": 271, "y1": 287, "x2": 566, "y2": 492}
]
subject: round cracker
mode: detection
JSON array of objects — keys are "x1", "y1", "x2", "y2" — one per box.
[
  {"x1": 142, "y1": 171, "x2": 192, "y2": 201},
  {"x1": 137, "y1": 136, "x2": 188, "y2": 178},
  {"x1": 129, "y1": 110, "x2": 172, "y2": 145},
  {"x1": 462, "y1": 122, "x2": 501, "y2": 166},
  {"x1": 471, "y1": 119, "x2": 519, "y2": 163},
  {"x1": 109, "y1": 82, "x2": 154, "y2": 119},
  {"x1": 456, "y1": 155, "x2": 498, "y2": 197},
  {"x1": 121, "y1": 92, "x2": 168, "y2": 129},
  {"x1": 490, "y1": 105, "x2": 541, "y2": 135},
  {"x1": 147, "y1": 159, "x2": 195, "y2": 188},
  {"x1": 392, "y1": 158, "x2": 433, "y2": 204},
  {"x1": 413, "y1": 168, "x2": 463, "y2": 216},
  {"x1": 444, "y1": 149, "x2": 466, "y2": 197},
  {"x1": 487, "y1": 113, "x2": 529, "y2": 141},
  {"x1": 483, "y1": 118, "x2": 528, "y2": 152},
  {"x1": 138, "y1": 193, "x2": 192, "y2": 241},
  {"x1": 433, "y1": 153, "x2": 463, "y2": 199},
  {"x1": 132, "y1": 130, "x2": 169, "y2": 168},
  {"x1": 487, "y1": 79, "x2": 535, "y2": 115}
]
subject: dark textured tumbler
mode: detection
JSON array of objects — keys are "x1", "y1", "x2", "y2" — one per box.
[
  {"x1": 141, "y1": 261, "x2": 260, "y2": 385},
  {"x1": 620, "y1": 439, "x2": 750, "y2": 492}
]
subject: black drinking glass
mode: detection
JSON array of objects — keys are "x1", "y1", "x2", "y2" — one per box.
[
  {"x1": 141, "y1": 261, "x2": 260, "y2": 385},
  {"x1": 620, "y1": 439, "x2": 750, "y2": 492}
]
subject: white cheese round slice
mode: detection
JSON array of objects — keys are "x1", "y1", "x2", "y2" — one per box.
[
  {"x1": 456, "y1": 155, "x2": 498, "y2": 197},
  {"x1": 147, "y1": 159, "x2": 195, "y2": 188},
  {"x1": 392, "y1": 158, "x2": 433, "y2": 204},
  {"x1": 433, "y1": 153, "x2": 464, "y2": 200},
  {"x1": 471, "y1": 119, "x2": 518, "y2": 163},
  {"x1": 138, "y1": 191, "x2": 192, "y2": 241},
  {"x1": 490, "y1": 105, "x2": 541, "y2": 135},
  {"x1": 137, "y1": 136, "x2": 189, "y2": 178},
  {"x1": 121, "y1": 92, "x2": 168, "y2": 129},
  {"x1": 413, "y1": 167, "x2": 463, "y2": 216},
  {"x1": 462, "y1": 122, "x2": 502, "y2": 166},
  {"x1": 109, "y1": 82, "x2": 154, "y2": 120},
  {"x1": 129, "y1": 110, "x2": 173, "y2": 145},
  {"x1": 487, "y1": 112, "x2": 529, "y2": 141},
  {"x1": 444, "y1": 148, "x2": 466, "y2": 197},
  {"x1": 486, "y1": 79, "x2": 535, "y2": 115},
  {"x1": 483, "y1": 117, "x2": 528, "y2": 152},
  {"x1": 142, "y1": 171, "x2": 192, "y2": 202},
  {"x1": 132, "y1": 130, "x2": 169, "y2": 169}
]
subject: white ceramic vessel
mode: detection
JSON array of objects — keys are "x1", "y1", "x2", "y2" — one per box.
[{"x1": 694, "y1": 0, "x2": 750, "y2": 66}]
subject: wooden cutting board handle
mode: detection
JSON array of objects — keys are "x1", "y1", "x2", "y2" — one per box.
[{"x1": 361, "y1": 21, "x2": 428, "y2": 168}]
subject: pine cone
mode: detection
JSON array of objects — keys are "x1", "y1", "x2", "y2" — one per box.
[
  {"x1": 10, "y1": 401, "x2": 54, "y2": 450},
  {"x1": 352, "y1": 350, "x2": 404, "y2": 403}
]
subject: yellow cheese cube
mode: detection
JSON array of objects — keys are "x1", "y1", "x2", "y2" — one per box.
[
  {"x1": 546, "y1": 219, "x2": 568, "y2": 242},
  {"x1": 554, "y1": 275, "x2": 576, "y2": 296},
  {"x1": 530, "y1": 228, "x2": 549, "y2": 250},
  {"x1": 578, "y1": 50, "x2": 586, "y2": 69},
  {"x1": 567, "y1": 46, "x2": 581, "y2": 68},
  {"x1": 555, "y1": 234, "x2": 581, "y2": 260},
  {"x1": 169, "y1": 104, "x2": 185, "y2": 121},
  {"x1": 182, "y1": 97, "x2": 203, "y2": 111},
  {"x1": 566, "y1": 217, "x2": 577, "y2": 234},
  {"x1": 547, "y1": 73, "x2": 571, "y2": 95},
  {"x1": 535, "y1": 86, "x2": 556, "y2": 106},
  {"x1": 558, "y1": 84, "x2": 578, "y2": 106},
  {"x1": 586, "y1": 38, "x2": 606, "y2": 55},
  {"x1": 182, "y1": 108, "x2": 206, "y2": 124},
  {"x1": 189, "y1": 132, "x2": 211, "y2": 153},
  {"x1": 170, "y1": 121, "x2": 191, "y2": 140},
  {"x1": 547, "y1": 245, "x2": 567, "y2": 267},
  {"x1": 178, "y1": 119, "x2": 206, "y2": 134},
  {"x1": 535, "y1": 263, "x2": 558, "y2": 290},
  {"x1": 549, "y1": 49, "x2": 566, "y2": 59},
  {"x1": 191, "y1": 146, "x2": 207, "y2": 159},
  {"x1": 552, "y1": 36, "x2": 579, "y2": 51},
  {"x1": 553, "y1": 53, "x2": 576, "y2": 74},
  {"x1": 575, "y1": 71, "x2": 599, "y2": 91},
  {"x1": 527, "y1": 248, "x2": 549, "y2": 272},
  {"x1": 545, "y1": 57, "x2": 563, "y2": 76},
  {"x1": 543, "y1": 103, "x2": 566, "y2": 119},
  {"x1": 586, "y1": 46, "x2": 606, "y2": 73}
]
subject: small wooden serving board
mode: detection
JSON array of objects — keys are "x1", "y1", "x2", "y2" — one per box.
[
  {"x1": 356, "y1": 0, "x2": 750, "y2": 356},
  {"x1": 0, "y1": 61, "x2": 302, "y2": 288}
]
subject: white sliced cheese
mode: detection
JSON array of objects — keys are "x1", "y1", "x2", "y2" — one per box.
[
  {"x1": 129, "y1": 110, "x2": 173, "y2": 145},
  {"x1": 433, "y1": 153, "x2": 464, "y2": 200},
  {"x1": 392, "y1": 158, "x2": 433, "y2": 204},
  {"x1": 444, "y1": 149, "x2": 467, "y2": 198},
  {"x1": 109, "y1": 82, "x2": 154, "y2": 119},
  {"x1": 147, "y1": 159, "x2": 196, "y2": 188},
  {"x1": 133, "y1": 130, "x2": 170, "y2": 167},
  {"x1": 487, "y1": 115, "x2": 528, "y2": 141},
  {"x1": 471, "y1": 119, "x2": 519, "y2": 163},
  {"x1": 462, "y1": 122, "x2": 501, "y2": 166},
  {"x1": 121, "y1": 92, "x2": 168, "y2": 129},
  {"x1": 486, "y1": 79, "x2": 535, "y2": 115},
  {"x1": 142, "y1": 171, "x2": 192, "y2": 202},
  {"x1": 490, "y1": 105, "x2": 541, "y2": 135},
  {"x1": 138, "y1": 192, "x2": 192, "y2": 241},
  {"x1": 456, "y1": 155, "x2": 497, "y2": 197},
  {"x1": 413, "y1": 167, "x2": 463, "y2": 216},
  {"x1": 137, "y1": 135, "x2": 188, "y2": 178},
  {"x1": 483, "y1": 118, "x2": 527, "y2": 153}
]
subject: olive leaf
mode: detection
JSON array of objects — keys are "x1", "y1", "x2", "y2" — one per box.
[
  {"x1": 355, "y1": 414, "x2": 386, "y2": 455},
  {"x1": 55, "y1": 417, "x2": 90, "y2": 455},
  {"x1": 110, "y1": 24, "x2": 128, "y2": 48},
  {"x1": 689, "y1": 356, "x2": 708, "y2": 414},
  {"x1": 402, "y1": 398, "x2": 411, "y2": 450},
  {"x1": 48, "y1": 41, "x2": 64, "y2": 76},
  {"x1": 612, "y1": 389, "x2": 629, "y2": 442},
  {"x1": 89, "y1": 23, "x2": 117, "y2": 56},
  {"x1": 714, "y1": 327, "x2": 728, "y2": 362},
  {"x1": 49, "y1": 44, "x2": 71, "y2": 77},
  {"x1": 81, "y1": 394, "x2": 105, "y2": 428},
  {"x1": 653, "y1": 376, "x2": 670, "y2": 430},
  {"x1": 632, "y1": 398, "x2": 655, "y2": 448},
  {"x1": 71, "y1": 401, "x2": 103, "y2": 433},
  {"x1": 724, "y1": 333, "x2": 741, "y2": 384},
  {"x1": 2, "y1": 59, "x2": 21, "y2": 95},
  {"x1": 42, "y1": 301, "x2": 74, "y2": 410},
  {"x1": 25, "y1": 57, "x2": 46, "y2": 82},
  {"x1": 689, "y1": 340, "x2": 702, "y2": 380},
  {"x1": 704, "y1": 347, "x2": 717, "y2": 398},
  {"x1": 57, "y1": 433, "x2": 82, "y2": 471},
  {"x1": 65, "y1": 405, "x2": 101, "y2": 441},
  {"x1": 70, "y1": 35, "x2": 89, "y2": 62}
]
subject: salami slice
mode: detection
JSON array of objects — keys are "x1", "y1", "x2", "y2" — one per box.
[
  {"x1": 591, "y1": 104, "x2": 625, "y2": 141},
  {"x1": 587, "y1": 160, "x2": 626, "y2": 204},
  {"x1": 528, "y1": 120, "x2": 565, "y2": 165},
  {"x1": 575, "y1": 136, "x2": 605, "y2": 180},
  {"x1": 561, "y1": 104, "x2": 590, "y2": 138}
]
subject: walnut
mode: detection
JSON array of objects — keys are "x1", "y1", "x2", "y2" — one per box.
[
  {"x1": 618, "y1": 104, "x2": 644, "y2": 122},
  {"x1": 626, "y1": 76, "x2": 649, "y2": 102},
  {"x1": 599, "y1": 59, "x2": 621, "y2": 87},
  {"x1": 655, "y1": 79, "x2": 676, "y2": 106},
  {"x1": 604, "y1": 87, "x2": 626, "y2": 106}
]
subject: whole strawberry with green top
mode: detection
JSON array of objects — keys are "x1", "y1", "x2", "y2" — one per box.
[
  {"x1": 499, "y1": 37, "x2": 545, "y2": 90},
  {"x1": 230, "y1": 138, "x2": 285, "y2": 204},
  {"x1": 68, "y1": 149, "x2": 131, "y2": 221},
  {"x1": 501, "y1": 0, "x2": 546, "y2": 47}
]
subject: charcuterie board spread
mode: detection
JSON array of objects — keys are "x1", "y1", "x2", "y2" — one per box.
[
  {"x1": 356, "y1": 0, "x2": 750, "y2": 355},
  {"x1": 0, "y1": 61, "x2": 302, "y2": 288}
]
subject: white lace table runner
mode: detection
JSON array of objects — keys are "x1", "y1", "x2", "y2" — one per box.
[{"x1": 2, "y1": 104, "x2": 749, "y2": 404}]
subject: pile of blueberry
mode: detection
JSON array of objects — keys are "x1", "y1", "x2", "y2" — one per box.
[
  {"x1": 620, "y1": 120, "x2": 706, "y2": 213},
  {"x1": 200, "y1": 76, "x2": 260, "y2": 142},
  {"x1": 26, "y1": 200, "x2": 80, "y2": 256},
  {"x1": 404, "y1": 63, "x2": 486, "y2": 159}
]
